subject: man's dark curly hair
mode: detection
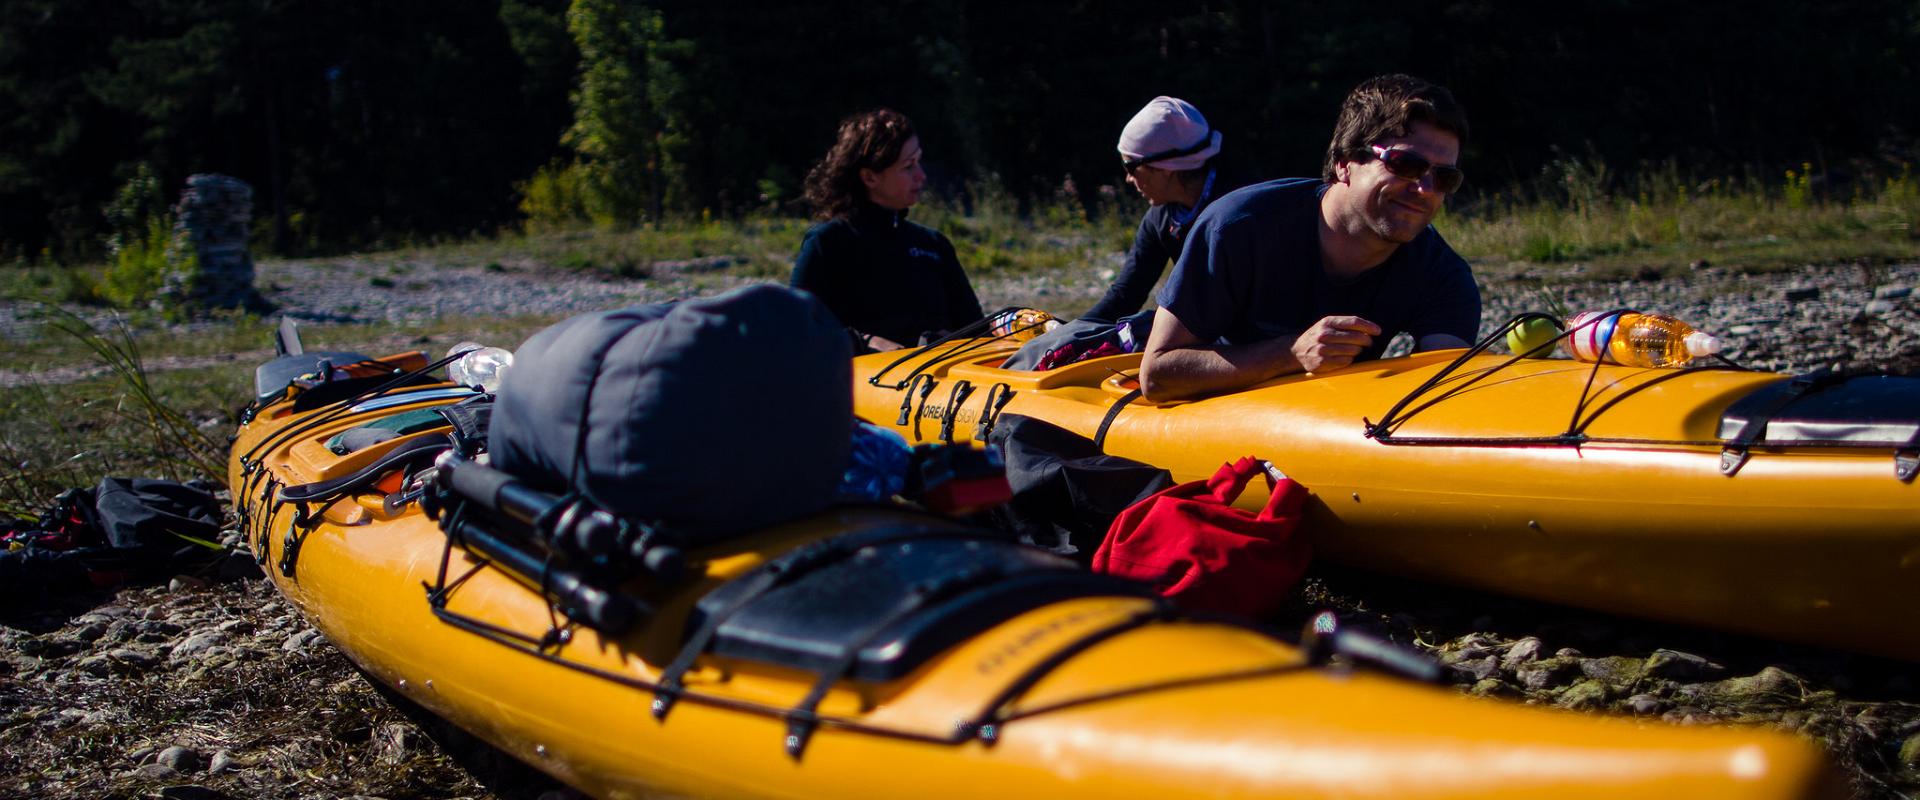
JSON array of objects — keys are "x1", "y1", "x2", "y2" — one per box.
[
  {"x1": 1322, "y1": 75, "x2": 1469, "y2": 182},
  {"x1": 803, "y1": 109, "x2": 917, "y2": 221}
]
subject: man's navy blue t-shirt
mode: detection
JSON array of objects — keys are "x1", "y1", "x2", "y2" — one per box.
[{"x1": 1155, "y1": 178, "x2": 1480, "y2": 362}]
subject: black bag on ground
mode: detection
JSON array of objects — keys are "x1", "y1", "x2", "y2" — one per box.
[
  {"x1": 488, "y1": 285, "x2": 852, "y2": 541},
  {"x1": 987, "y1": 414, "x2": 1174, "y2": 561},
  {"x1": 92, "y1": 477, "x2": 224, "y2": 549},
  {"x1": 0, "y1": 477, "x2": 223, "y2": 606}
]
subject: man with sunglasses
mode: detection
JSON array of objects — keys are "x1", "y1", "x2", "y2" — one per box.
[{"x1": 1138, "y1": 75, "x2": 1480, "y2": 402}]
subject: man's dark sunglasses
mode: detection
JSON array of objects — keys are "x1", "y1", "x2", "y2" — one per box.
[
  {"x1": 1369, "y1": 145, "x2": 1464, "y2": 193},
  {"x1": 1123, "y1": 130, "x2": 1213, "y2": 174}
]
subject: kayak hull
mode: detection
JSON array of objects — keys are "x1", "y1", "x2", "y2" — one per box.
[
  {"x1": 229, "y1": 375, "x2": 1843, "y2": 799},
  {"x1": 850, "y1": 344, "x2": 1920, "y2": 661}
]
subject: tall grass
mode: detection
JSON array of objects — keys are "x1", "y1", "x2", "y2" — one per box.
[
  {"x1": 916, "y1": 177, "x2": 1140, "y2": 276},
  {"x1": 0, "y1": 309, "x2": 232, "y2": 516},
  {"x1": 1444, "y1": 160, "x2": 1920, "y2": 278},
  {"x1": 423, "y1": 175, "x2": 1145, "y2": 283},
  {"x1": 400, "y1": 215, "x2": 807, "y2": 280},
  {"x1": 499, "y1": 162, "x2": 1920, "y2": 284}
]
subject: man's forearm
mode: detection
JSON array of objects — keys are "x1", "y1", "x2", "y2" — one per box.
[{"x1": 1139, "y1": 338, "x2": 1301, "y2": 401}]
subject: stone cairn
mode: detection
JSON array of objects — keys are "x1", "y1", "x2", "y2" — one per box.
[{"x1": 159, "y1": 174, "x2": 267, "y2": 312}]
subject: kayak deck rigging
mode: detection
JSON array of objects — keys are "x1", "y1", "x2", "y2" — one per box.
[
  {"x1": 1366, "y1": 312, "x2": 1758, "y2": 448},
  {"x1": 416, "y1": 454, "x2": 1437, "y2": 758}
]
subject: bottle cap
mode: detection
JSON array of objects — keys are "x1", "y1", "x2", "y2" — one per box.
[{"x1": 1685, "y1": 331, "x2": 1722, "y2": 357}]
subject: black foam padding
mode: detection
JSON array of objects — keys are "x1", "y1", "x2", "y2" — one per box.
[
  {"x1": 691, "y1": 527, "x2": 1155, "y2": 682},
  {"x1": 1719, "y1": 374, "x2": 1920, "y2": 445},
  {"x1": 287, "y1": 374, "x2": 441, "y2": 412},
  {"x1": 255, "y1": 351, "x2": 370, "y2": 398}
]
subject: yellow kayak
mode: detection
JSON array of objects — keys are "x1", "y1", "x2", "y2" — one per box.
[
  {"x1": 849, "y1": 340, "x2": 1920, "y2": 662},
  {"x1": 227, "y1": 350, "x2": 1844, "y2": 799}
]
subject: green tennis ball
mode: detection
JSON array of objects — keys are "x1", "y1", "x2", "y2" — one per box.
[{"x1": 1506, "y1": 317, "x2": 1560, "y2": 358}]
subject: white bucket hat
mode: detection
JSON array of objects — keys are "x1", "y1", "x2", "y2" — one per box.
[{"x1": 1117, "y1": 96, "x2": 1222, "y2": 172}]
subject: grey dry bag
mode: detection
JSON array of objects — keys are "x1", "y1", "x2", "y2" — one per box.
[{"x1": 488, "y1": 284, "x2": 852, "y2": 540}]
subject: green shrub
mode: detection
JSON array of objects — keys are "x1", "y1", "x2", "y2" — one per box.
[
  {"x1": 518, "y1": 160, "x2": 598, "y2": 230},
  {"x1": 1783, "y1": 162, "x2": 1812, "y2": 210},
  {"x1": 102, "y1": 163, "x2": 168, "y2": 257},
  {"x1": 1882, "y1": 164, "x2": 1916, "y2": 223},
  {"x1": 96, "y1": 164, "x2": 202, "y2": 310},
  {"x1": 51, "y1": 266, "x2": 108, "y2": 305},
  {"x1": 103, "y1": 217, "x2": 194, "y2": 308},
  {"x1": 1520, "y1": 233, "x2": 1573, "y2": 263}
]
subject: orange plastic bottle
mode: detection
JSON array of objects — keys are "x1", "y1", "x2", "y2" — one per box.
[{"x1": 1562, "y1": 310, "x2": 1722, "y2": 368}]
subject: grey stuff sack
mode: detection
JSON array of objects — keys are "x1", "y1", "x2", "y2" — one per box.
[{"x1": 488, "y1": 284, "x2": 853, "y2": 541}]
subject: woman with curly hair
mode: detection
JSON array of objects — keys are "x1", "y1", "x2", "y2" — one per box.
[{"x1": 791, "y1": 109, "x2": 983, "y2": 353}]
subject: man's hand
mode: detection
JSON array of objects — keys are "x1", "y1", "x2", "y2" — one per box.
[{"x1": 1290, "y1": 316, "x2": 1381, "y2": 373}]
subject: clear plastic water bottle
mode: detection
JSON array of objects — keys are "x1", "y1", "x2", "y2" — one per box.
[
  {"x1": 447, "y1": 341, "x2": 514, "y2": 392},
  {"x1": 989, "y1": 308, "x2": 1060, "y2": 341},
  {"x1": 1563, "y1": 310, "x2": 1722, "y2": 368}
]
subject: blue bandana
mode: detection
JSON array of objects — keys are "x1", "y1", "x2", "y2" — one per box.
[{"x1": 1167, "y1": 168, "x2": 1218, "y2": 239}]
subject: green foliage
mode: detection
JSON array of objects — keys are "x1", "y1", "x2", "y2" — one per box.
[
  {"x1": 102, "y1": 163, "x2": 168, "y2": 256},
  {"x1": 97, "y1": 164, "x2": 195, "y2": 308},
  {"x1": 101, "y1": 216, "x2": 197, "y2": 310},
  {"x1": 1544, "y1": 155, "x2": 1613, "y2": 216},
  {"x1": 1519, "y1": 233, "x2": 1576, "y2": 264},
  {"x1": 1877, "y1": 165, "x2": 1918, "y2": 239},
  {"x1": 1783, "y1": 163, "x2": 1812, "y2": 210},
  {"x1": 562, "y1": 0, "x2": 682, "y2": 225},
  {"x1": 1038, "y1": 176, "x2": 1092, "y2": 230},
  {"x1": 915, "y1": 181, "x2": 1134, "y2": 277},
  {"x1": 11, "y1": 264, "x2": 111, "y2": 306},
  {"x1": 2, "y1": 0, "x2": 575, "y2": 257},
  {"x1": 5, "y1": 0, "x2": 1920, "y2": 254},
  {"x1": 517, "y1": 159, "x2": 598, "y2": 230},
  {"x1": 1446, "y1": 159, "x2": 1920, "y2": 277}
]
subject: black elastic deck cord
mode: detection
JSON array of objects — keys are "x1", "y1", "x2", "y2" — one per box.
[
  {"x1": 649, "y1": 527, "x2": 994, "y2": 721},
  {"x1": 277, "y1": 434, "x2": 454, "y2": 505},
  {"x1": 1366, "y1": 312, "x2": 1754, "y2": 448},
  {"x1": 783, "y1": 564, "x2": 1008, "y2": 758},
  {"x1": 867, "y1": 306, "x2": 1051, "y2": 389},
  {"x1": 237, "y1": 351, "x2": 470, "y2": 526},
  {"x1": 240, "y1": 350, "x2": 466, "y2": 468}
]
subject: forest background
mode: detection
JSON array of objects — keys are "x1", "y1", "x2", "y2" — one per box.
[{"x1": 4, "y1": 0, "x2": 1918, "y2": 265}]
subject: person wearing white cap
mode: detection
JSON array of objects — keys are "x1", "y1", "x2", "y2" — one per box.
[
  {"x1": 1093, "y1": 96, "x2": 1246, "y2": 322},
  {"x1": 999, "y1": 97, "x2": 1249, "y2": 371},
  {"x1": 1138, "y1": 75, "x2": 1481, "y2": 402}
]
